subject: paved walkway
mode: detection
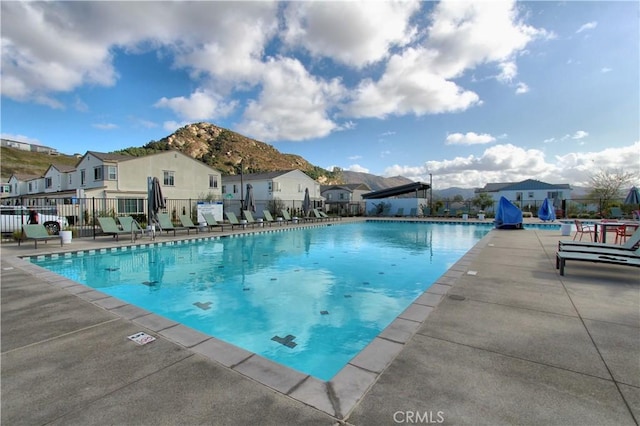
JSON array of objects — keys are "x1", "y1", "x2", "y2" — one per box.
[{"x1": 1, "y1": 221, "x2": 638, "y2": 425}]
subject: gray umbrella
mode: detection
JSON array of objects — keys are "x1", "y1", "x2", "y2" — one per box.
[
  {"x1": 243, "y1": 183, "x2": 255, "y2": 212},
  {"x1": 302, "y1": 187, "x2": 311, "y2": 217},
  {"x1": 624, "y1": 186, "x2": 640, "y2": 205},
  {"x1": 149, "y1": 177, "x2": 166, "y2": 224}
]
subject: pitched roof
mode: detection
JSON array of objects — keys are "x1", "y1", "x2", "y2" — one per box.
[
  {"x1": 321, "y1": 183, "x2": 371, "y2": 192},
  {"x1": 478, "y1": 179, "x2": 572, "y2": 193},
  {"x1": 85, "y1": 151, "x2": 135, "y2": 162},
  {"x1": 222, "y1": 170, "x2": 298, "y2": 182}
]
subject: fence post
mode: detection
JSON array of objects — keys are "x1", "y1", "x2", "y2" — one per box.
[{"x1": 92, "y1": 197, "x2": 96, "y2": 240}]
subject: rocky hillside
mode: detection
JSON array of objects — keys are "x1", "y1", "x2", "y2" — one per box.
[
  {"x1": 116, "y1": 122, "x2": 342, "y2": 184},
  {"x1": 342, "y1": 171, "x2": 413, "y2": 191}
]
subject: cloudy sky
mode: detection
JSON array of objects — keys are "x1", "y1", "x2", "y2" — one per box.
[{"x1": 1, "y1": 1, "x2": 638, "y2": 189}]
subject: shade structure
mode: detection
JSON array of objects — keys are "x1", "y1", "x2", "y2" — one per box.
[
  {"x1": 538, "y1": 198, "x2": 556, "y2": 222},
  {"x1": 624, "y1": 186, "x2": 640, "y2": 205},
  {"x1": 243, "y1": 183, "x2": 255, "y2": 212},
  {"x1": 302, "y1": 187, "x2": 311, "y2": 217},
  {"x1": 149, "y1": 177, "x2": 166, "y2": 225}
]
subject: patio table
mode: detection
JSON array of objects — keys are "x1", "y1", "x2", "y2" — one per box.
[{"x1": 593, "y1": 221, "x2": 639, "y2": 243}]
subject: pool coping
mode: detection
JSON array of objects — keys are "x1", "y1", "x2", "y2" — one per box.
[{"x1": 8, "y1": 220, "x2": 493, "y2": 419}]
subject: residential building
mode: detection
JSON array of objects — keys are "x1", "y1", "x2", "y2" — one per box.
[
  {"x1": 1, "y1": 138, "x2": 58, "y2": 155},
  {"x1": 476, "y1": 179, "x2": 572, "y2": 211},
  {"x1": 321, "y1": 183, "x2": 371, "y2": 215},
  {"x1": 222, "y1": 170, "x2": 322, "y2": 217}
]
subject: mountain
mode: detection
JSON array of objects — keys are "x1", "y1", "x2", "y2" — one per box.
[{"x1": 341, "y1": 171, "x2": 413, "y2": 191}]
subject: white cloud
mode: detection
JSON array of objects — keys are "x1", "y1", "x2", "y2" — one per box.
[
  {"x1": 346, "y1": 164, "x2": 370, "y2": 173},
  {"x1": 282, "y1": 1, "x2": 419, "y2": 68},
  {"x1": 572, "y1": 130, "x2": 589, "y2": 140},
  {"x1": 445, "y1": 132, "x2": 496, "y2": 145},
  {"x1": 154, "y1": 90, "x2": 237, "y2": 121},
  {"x1": 384, "y1": 141, "x2": 640, "y2": 189},
  {"x1": 237, "y1": 57, "x2": 345, "y2": 141},
  {"x1": 0, "y1": 133, "x2": 41, "y2": 144},
  {"x1": 601, "y1": 67, "x2": 612, "y2": 73},
  {"x1": 92, "y1": 123, "x2": 118, "y2": 130},
  {"x1": 515, "y1": 82, "x2": 529, "y2": 94},
  {"x1": 576, "y1": 21, "x2": 597, "y2": 34},
  {"x1": 348, "y1": 155, "x2": 362, "y2": 160}
]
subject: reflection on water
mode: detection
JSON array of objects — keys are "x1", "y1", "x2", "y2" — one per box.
[{"x1": 33, "y1": 221, "x2": 489, "y2": 380}]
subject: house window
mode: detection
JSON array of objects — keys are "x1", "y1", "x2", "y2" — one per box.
[
  {"x1": 233, "y1": 184, "x2": 238, "y2": 194},
  {"x1": 117, "y1": 198, "x2": 145, "y2": 214},
  {"x1": 80, "y1": 170, "x2": 86, "y2": 185},
  {"x1": 221, "y1": 185, "x2": 226, "y2": 194},
  {"x1": 28, "y1": 182, "x2": 33, "y2": 192},
  {"x1": 68, "y1": 175, "x2": 72, "y2": 185},
  {"x1": 107, "y1": 166, "x2": 117, "y2": 180},
  {"x1": 1, "y1": 184, "x2": 10, "y2": 193},
  {"x1": 268, "y1": 182, "x2": 272, "y2": 192},
  {"x1": 327, "y1": 193, "x2": 333, "y2": 200},
  {"x1": 45, "y1": 177, "x2": 52, "y2": 188},
  {"x1": 339, "y1": 193, "x2": 345, "y2": 200},
  {"x1": 528, "y1": 192, "x2": 534, "y2": 198},
  {"x1": 163, "y1": 170, "x2": 175, "y2": 186},
  {"x1": 298, "y1": 184, "x2": 303, "y2": 192},
  {"x1": 94, "y1": 167, "x2": 103, "y2": 181},
  {"x1": 209, "y1": 175, "x2": 218, "y2": 189}
]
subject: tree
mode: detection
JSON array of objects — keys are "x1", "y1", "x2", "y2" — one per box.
[
  {"x1": 472, "y1": 192, "x2": 494, "y2": 211},
  {"x1": 587, "y1": 168, "x2": 636, "y2": 209}
]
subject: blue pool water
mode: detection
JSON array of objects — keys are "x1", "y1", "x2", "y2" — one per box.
[{"x1": 31, "y1": 221, "x2": 490, "y2": 380}]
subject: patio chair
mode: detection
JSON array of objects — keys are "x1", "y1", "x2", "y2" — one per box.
[
  {"x1": 311, "y1": 209, "x2": 326, "y2": 221},
  {"x1": 394, "y1": 207, "x2": 405, "y2": 217},
  {"x1": 262, "y1": 210, "x2": 280, "y2": 226},
  {"x1": 280, "y1": 209, "x2": 295, "y2": 224},
  {"x1": 242, "y1": 210, "x2": 261, "y2": 228},
  {"x1": 559, "y1": 244, "x2": 640, "y2": 258},
  {"x1": 156, "y1": 213, "x2": 189, "y2": 236},
  {"x1": 559, "y1": 227, "x2": 640, "y2": 251},
  {"x1": 225, "y1": 211, "x2": 248, "y2": 229},
  {"x1": 202, "y1": 213, "x2": 226, "y2": 232},
  {"x1": 19, "y1": 224, "x2": 62, "y2": 248},
  {"x1": 409, "y1": 208, "x2": 417, "y2": 217},
  {"x1": 97, "y1": 217, "x2": 132, "y2": 241},
  {"x1": 556, "y1": 250, "x2": 640, "y2": 276},
  {"x1": 573, "y1": 220, "x2": 595, "y2": 241},
  {"x1": 179, "y1": 215, "x2": 200, "y2": 233},
  {"x1": 318, "y1": 210, "x2": 340, "y2": 221},
  {"x1": 117, "y1": 216, "x2": 145, "y2": 238}
]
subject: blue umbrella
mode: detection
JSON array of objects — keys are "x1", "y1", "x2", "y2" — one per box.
[
  {"x1": 624, "y1": 186, "x2": 640, "y2": 205},
  {"x1": 538, "y1": 198, "x2": 556, "y2": 222}
]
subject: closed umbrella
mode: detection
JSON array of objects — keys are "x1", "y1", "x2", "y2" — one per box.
[
  {"x1": 538, "y1": 198, "x2": 556, "y2": 222},
  {"x1": 302, "y1": 187, "x2": 311, "y2": 217},
  {"x1": 149, "y1": 177, "x2": 166, "y2": 225},
  {"x1": 243, "y1": 183, "x2": 255, "y2": 212},
  {"x1": 624, "y1": 186, "x2": 640, "y2": 206}
]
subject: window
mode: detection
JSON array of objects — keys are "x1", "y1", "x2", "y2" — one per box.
[
  {"x1": 107, "y1": 166, "x2": 117, "y2": 180},
  {"x1": 298, "y1": 184, "x2": 303, "y2": 192},
  {"x1": 80, "y1": 170, "x2": 86, "y2": 185},
  {"x1": 209, "y1": 175, "x2": 218, "y2": 188},
  {"x1": 68, "y1": 175, "x2": 72, "y2": 185},
  {"x1": 94, "y1": 167, "x2": 103, "y2": 181},
  {"x1": 221, "y1": 185, "x2": 226, "y2": 194},
  {"x1": 233, "y1": 184, "x2": 238, "y2": 194},
  {"x1": 339, "y1": 193, "x2": 345, "y2": 200},
  {"x1": 1, "y1": 184, "x2": 10, "y2": 193},
  {"x1": 163, "y1": 170, "x2": 175, "y2": 186},
  {"x1": 28, "y1": 182, "x2": 33, "y2": 192},
  {"x1": 117, "y1": 198, "x2": 145, "y2": 214},
  {"x1": 270, "y1": 181, "x2": 280, "y2": 192},
  {"x1": 268, "y1": 181, "x2": 272, "y2": 192},
  {"x1": 327, "y1": 193, "x2": 333, "y2": 200},
  {"x1": 45, "y1": 177, "x2": 52, "y2": 188},
  {"x1": 528, "y1": 192, "x2": 534, "y2": 198}
]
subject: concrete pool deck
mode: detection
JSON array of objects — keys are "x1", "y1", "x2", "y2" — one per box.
[{"x1": 1, "y1": 218, "x2": 638, "y2": 425}]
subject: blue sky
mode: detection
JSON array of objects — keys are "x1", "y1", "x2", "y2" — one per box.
[{"x1": 1, "y1": 1, "x2": 638, "y2": 189}]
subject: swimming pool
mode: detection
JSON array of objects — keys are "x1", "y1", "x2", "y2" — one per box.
[{"x1": 30, "y1": 221, "x2": 490, "y2": 380}]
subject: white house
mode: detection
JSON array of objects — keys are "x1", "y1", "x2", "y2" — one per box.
[
  {"x1": 321, "y1": 183, "x2": 371, "y2": 215},
  {"x1": 476, "y1": 179, "x2": 572, "y2": 211},
  {"x1": 222, "y1": 170, "x2": 322, "y2": 217}
]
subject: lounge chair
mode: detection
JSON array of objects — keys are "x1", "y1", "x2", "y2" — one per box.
[
  {"x1": 559, "y1": 227, "x2": 640, "y2": 251},
  {"x1": 202, "y1": 213, "x2": 226, "y2": 232},
  {"x1": 311, "y1": 209, "x2": 326, "y2": 221},
  {"x1": 262, "y1": 210, "x2": 280, "y2": 226},
  {"x1": 97, "y1": 217, "x2": 132, "y2": 241},
  {"x1": 409, "y1": 208, "x2": 418, "y2": 217},
  {"x1": 225, "y1": 211, "x2": 249, "y2": 229},
  {"x1": 19, "y1": 224, "x2": 62, "y2": 248},
  {"x1": 556, "y1": 251, "x2": 640, "y2": 276},
  {"x1": 280, "y1": 209, "x2": 295, "y2": 224},
  {"x1": 318, "y1": 210, "x2": 340, "y2": 221},
  {"x1": 394, "y1": 207, "x2": 405, "y2": 217},
  {"x1": 243, "y1": 210, "x2": 261, "y2": 227},
  {"x1": 179, "y1": 215, "x2": 200, "y2": 233},
  {"x1": 117, "y1": 216, "x2": 145, "y2": 238},
  {"x1": 559, "y1": 245, "x2": 640, "y2": 258},
  {"x1": 156, "y1": 213, "x2": 189, "y2": 236}
]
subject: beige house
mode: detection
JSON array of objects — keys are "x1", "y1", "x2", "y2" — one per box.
[
  {"x1": 321, "y1": 183, "x2": 371, "y2": 215},
  {"x1": 4, "y1": 150, "x2": 223, "y2": 221}
]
